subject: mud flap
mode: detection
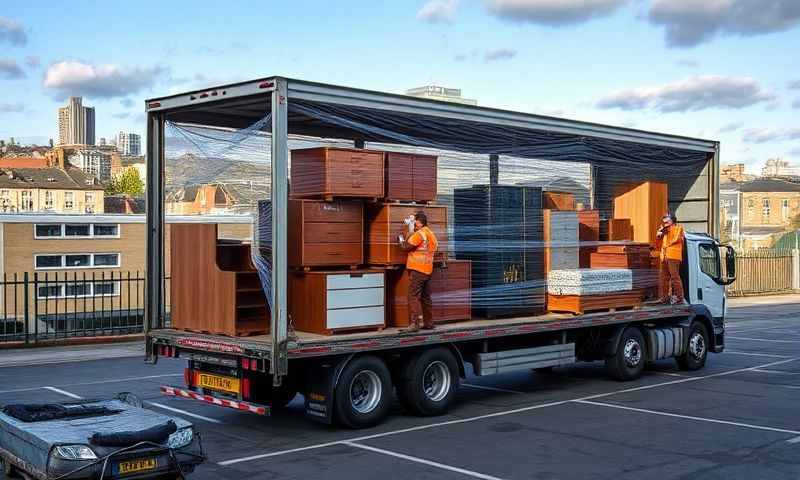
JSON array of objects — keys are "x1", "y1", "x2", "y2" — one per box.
[{"x1": 303, "y1": 356, "x2": 351, "y2": 424}]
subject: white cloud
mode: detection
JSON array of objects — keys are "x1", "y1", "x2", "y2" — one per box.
[
  {"x1": 486, "y1": 0, "x2": 628, "y2": 25},
  {"x1": 0, "y1": 103, "x2": 24, "y2": 113},
  {"x1": 717, "y1": 122, "x2": 743, "y2": 134},
  {"x1": 417, "y1": 0, "x2": 459, "y2": 24},
  {"x1": 0, "y1": 59, "x2": 25, "y2": 79},
  {"x1": 742, "y1": 128, "x2": 800, "y2": 144},
  {"x1": 43, "y1": 61, "x2": 166, "y2": 100},
  {"x1": 649, "y1": 0, "x2": 800, "y2": 48},
  {"x1": 0, "y1": 17, "x2": 26, "y2": 46},
  {"x1": 484, "y1": 48, "x2": 517, "y2": 61},
  {"x1": 596, "y1": 75, "x2": 777, "y2": 113}
]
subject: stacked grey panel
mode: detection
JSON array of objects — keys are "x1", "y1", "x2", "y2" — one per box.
[{"x1": 547, "y1": 269, "x2": 633, "y2": 296}]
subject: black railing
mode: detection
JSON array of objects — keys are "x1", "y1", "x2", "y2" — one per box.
[{"x1": 0, "y1": 271, "x2": 169, "y2": 344}]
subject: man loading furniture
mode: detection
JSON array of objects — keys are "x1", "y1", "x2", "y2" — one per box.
[
  {"x1": 655, "y1": 212, "x2": 687, "y2": 305},
  {"x1": 398, "y1": 211, "x2": 439, "y2": 332}
]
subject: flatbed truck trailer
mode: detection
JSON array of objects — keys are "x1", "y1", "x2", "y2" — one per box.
[{"x1": 144, "y1": 77, "x2": 736, "y2": 429}]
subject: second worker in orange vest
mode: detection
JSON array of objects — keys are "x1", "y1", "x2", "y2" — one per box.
[
  {"x1": 399, "y1": 211, "x2": 439, "y2": 332},
  {"x1": 655, "y1": 212, "x2": 686, "y2": 305}
]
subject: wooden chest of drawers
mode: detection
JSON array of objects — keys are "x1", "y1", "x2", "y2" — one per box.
[
  {"x1": 386, "y1": 260, "x2": 472, "y2": 327},
  {"x1": 289, "y1": 270, "x2": 386, "y2": 335},
  {"x1": 290, "y1": 147, "x2": 385, "y2": 199},
  {"x1": 385, "y1": 152, "x2": 437, "y2": 202},
  {"x1": 288, "y1": 199, "x2": 363, "y2": 267},
  {"x1": 577, "y1": 210, "x2": 600, "y2": 268},
  {"x1": 366, "y1": 203, "x2": 448, "y2": 265}
]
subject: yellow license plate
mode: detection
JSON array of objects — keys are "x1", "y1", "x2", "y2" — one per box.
[
  {"x1": 118, "y1": 458, "x2": 156, "y2": 474},
  {"x1": 198, "y1": 373, "x2": 240, "y2": 394}
]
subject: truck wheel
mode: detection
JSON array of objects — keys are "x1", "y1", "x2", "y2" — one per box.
[
  {"x1": 333, "y1": 355, "x2": 392, "y2": 429},
  {"x1": 398, "y1": 347, "x2": 459, "y2": 416},
  {"x1": 606, "y1": 327, "x2": 646, "y2": 381},
  {"x1": 677, "y1": 322, "x2": 709, "y2": 371}
]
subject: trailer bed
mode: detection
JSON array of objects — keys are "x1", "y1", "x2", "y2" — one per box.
[{"x1": 149, "y1": 303, "x2": 692, "y2": 360}]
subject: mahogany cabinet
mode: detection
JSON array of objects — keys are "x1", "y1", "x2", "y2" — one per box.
[
  {"x1": 290, "y1": 147, "x2": 384, "y2": 199},
  {"x1": 384, "y1": 152, "x2": 437, "y2": 202},
  {"x1": 386, "y1": 260, "x2": 472, "y2": 327},
  {"x1": 605, "y1": 218, "x2": 633, "y2": 241},
  {"x1": 365, "y1": 203, "x2": 448, "y2": 265},
  {"x1": 613, "y1": 181, "x2": 668, "y2": 245},
  {"x1": 288, "y1": 270, "x2": 385, "y2": 335},
  {"x1": 170, "y1": 224, "x2": 268, "y2": 337},
  {"x1": 288, "y1": 199, "x2": 363, "y2": 267},
  {"x1": 577, "y1": 210, "x2": 600, "y2": 268}
]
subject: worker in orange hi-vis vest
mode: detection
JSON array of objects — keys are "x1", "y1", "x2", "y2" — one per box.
[
  {"x1": 655, "y1": 212, "x2": 687, "y2": 305},
  {"x1": 398, "y1": 211, "x2": 439, "y2": 332}
]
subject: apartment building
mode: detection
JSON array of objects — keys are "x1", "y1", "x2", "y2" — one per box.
[
  {"x1": 0, "y1": 167, "x2": 104, "y2": 213},
  {"x1": 58, "y1": 97, "x2": 96, "y2": 146},
  {"x1": 117, "y1": 132, "x2": 141, "y2": 156},
  {"x1": 68, "y1": 149, "x2": 113, "y2": 182},
  {"x1": 736, "y1": 178, "x2": 800, "y2": 249}
]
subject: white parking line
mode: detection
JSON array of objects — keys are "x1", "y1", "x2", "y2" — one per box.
[
  {"x1": 43, "y1": 386, "x2": 83, "y2": 399},
  {"x1": 146, "y1": 401, "x2": 222, "y2": 424},
  {"x1": 723, "y1": 351, "x2": 793, "y2": 358},
  {"x1": 751, "y1": 369, "x2": 800, "y2": 375},
  {"x1": 727, "y1": 336, "x2": 799, "y2": 344},
  {"x1": 575, "y1": 400, "x2": 800, "y2": 442},
  {"x1": 726, "y1": 324, "x2": 800, "y2": 334},
  {"x1": 344, "y1": 441, "x2": 506, "y2": 480},
  {"x1": 217, "y1": 357, "x2": 799, "y2": 466},
  {"x1": 787, "y1": 436, "x2": 800, "y2": 444},
  {"x1": 462, "y1": 384, "x2": 524, "y2": 394},
  {"x1": 0, "y1": 373, "x2": 183, "y2": 395}
]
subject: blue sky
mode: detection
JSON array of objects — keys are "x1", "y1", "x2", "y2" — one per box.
[{"x1": 1, "y1": 0, "x2": 799, "y2": 172}]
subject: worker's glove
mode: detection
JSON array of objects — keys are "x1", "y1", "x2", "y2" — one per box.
[{"x1": 403, "y1": 215, "x2": 415, "y2": 233}]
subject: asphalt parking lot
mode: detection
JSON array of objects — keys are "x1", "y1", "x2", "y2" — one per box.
[{"x1": 1, "y1": 296, "x2": 798, "y2": 479}]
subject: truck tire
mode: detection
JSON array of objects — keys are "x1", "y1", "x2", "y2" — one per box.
[
  {"x1": 677, "y1": 322, "x2": 709, "y2": 371},
  {"x1": 606, "y1": 327, "x2": 646, "y2": 381},
  {"x1": 333, "y1": 355, "x2": 392, "y2": 429},
  {"x1": 398, "y1": 347, "x2": 459, "y2": 416}
]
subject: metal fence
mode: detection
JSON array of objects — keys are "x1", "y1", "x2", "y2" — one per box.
[
  {"x1": 727, "y1": 249, "x2": 799, "y2": 297},
  {"x1": 0, "y1": 271, "x2": 170, "y2": 344}
]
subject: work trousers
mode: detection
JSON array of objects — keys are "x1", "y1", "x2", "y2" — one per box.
[
  {"x1": 658, "y1": 259, "x2": 685, "y2": 302},
  {"x1": 407, "y1": 269, "x2": 433, "y2": 328}
]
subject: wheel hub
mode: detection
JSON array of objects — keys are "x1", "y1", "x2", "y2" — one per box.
[
  {"x1": 623, "y1": 338, "x2": 642, "y2": 367},
  {"x1": 688, "y1": 332, "x2": 706, "y2": 360},
  {"x1": 422, "y1": 361, "x2": 451, "y2": 402},
  {"x1": 350, "y1": 370, "x2": 382, "y2": 414}
]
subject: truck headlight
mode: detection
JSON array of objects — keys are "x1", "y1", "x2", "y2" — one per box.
[
  {"x1": 167, "y1": 427, "x2": 194, "y2": 449},
  {"x1": 54, "y1": 445, "x2": 98, "y2": 460}
]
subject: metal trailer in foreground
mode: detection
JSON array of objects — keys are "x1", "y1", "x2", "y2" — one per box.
[{"x1": 144, "y1": 77, "x2": 734, "y2": 429}]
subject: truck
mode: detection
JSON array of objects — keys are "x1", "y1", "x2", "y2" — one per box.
[{"x1": 143, "y1": 77, "x2": 736, "y2": 429}]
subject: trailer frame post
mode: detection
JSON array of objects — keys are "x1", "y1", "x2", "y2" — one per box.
[
  {"x1": 145, "y1": 111, "x2": 165, "y2": 363},
  {"x1": 270, "y1": 78, "x2": 290, "y2": 386}
]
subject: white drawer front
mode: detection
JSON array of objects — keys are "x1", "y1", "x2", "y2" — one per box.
[
  {"x1": 327, "y1": 287, "x2": 384, "y2": 309},
  {"x1": 327, "y1": 273, "x2": 384, "y2": 290},
  {"x1": 327, "y1": 306, "x2": 385, "y2": 329}
]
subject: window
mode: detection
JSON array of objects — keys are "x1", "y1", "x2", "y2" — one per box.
[
  {"x1": 44, "y1": 191, "x2": 54, "y2": 209},
  {"x1": 64, "y1": 192, "x2": 74, "y2": 210},
  {"x1": 20, "y1": 191, "x2": 32, "y2": 211},
  {"x1": 93, "y1": 224, "x2": 119, "y2": 237},
  {"x1": 37, "y1": 281, "x2": 120, "y2": 299},
  {"x1": 762, "y1": 198, "x2": 770, "y2": 218},
  {"x1": 747, "y1": 198, "x2": 754, "y2": 217},
  {"x1": 35, "y1": 253, "x2": 120, "y2": 270},
  {"x1": 65, "y1": 283, "x2": 90, "y2": 297},
  {"x1": 37, "y1": 285, "x2": 62, "y2": 299},
  {"x1": 782, "y1": 199, "x2": 790, "y2": 220},
  {"x1": 65, "y1": 224, "x2": 91, "y2": 237},
  {"x1": 93, "y1": 282, "x2": 119, "y2": 295},
  {"x1": 35, "y1": 224, "x2": 63, "y2": 237},
  {"x1": 35, "y1": 255, "x2": 63, "y2": 268},
  {"x1": 698, "y1": 244, "x2": 720, "y2": 280},
  {"x1": 85, "y1": 192, "x2": 95, "y2": 213}
]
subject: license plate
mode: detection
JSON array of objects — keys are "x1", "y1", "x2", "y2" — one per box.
[
  {"x1": 117, "y1": 458, "x2": 157, "y2": 475},
  {"x1": 198, "y1": 373, "x2": 240, "y2": 394}
]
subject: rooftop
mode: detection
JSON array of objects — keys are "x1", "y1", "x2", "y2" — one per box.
[
  {"x1": 738, "y1": 178, "x2": 800, "y2": 193},
  {"x1": 0, "y1": 167, "x2": 104, "y2": 190}
]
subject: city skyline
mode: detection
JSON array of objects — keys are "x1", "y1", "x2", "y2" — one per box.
[{"x1": 0, "y1": 2, "x2": 799, "y2": 173}]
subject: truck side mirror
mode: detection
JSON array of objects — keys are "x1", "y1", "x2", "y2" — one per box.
[{"x1": 720, "y1": 245, "x2": 736, "y2": 285}]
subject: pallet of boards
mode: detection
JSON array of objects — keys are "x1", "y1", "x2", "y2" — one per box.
[
  {"x1": 288, "y1": 199, "x2": 363, "y2": 268},
  {"x1": 365, "y1": 203, "x2": 448, "y2": 265},
  {"x1": 590, "y1": 243, "x2": 652, "y2": 269},
  {"x1": 170, "y1": 223, "x2": 268, "y2": 337},
  {"x1": 288, "y1": 270, "x2": 385, "y2": 335},
  {"x1": 384, "y1": 152, "x2": 437, "y2": 203},
  {"x1": 386, "y1": 260, "x2": 472, "y2": 327},
  {"x1": 547, "y1": 289, "x2": 645, "y2": 315},
  {"x1": 290, "y1": 147, "x2": 385, "y2": 200}
]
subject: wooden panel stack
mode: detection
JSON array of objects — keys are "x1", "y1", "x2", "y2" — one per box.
[
  {"x1": 288, "y1": 199, "x2": 363, "y2": 268},
  {"x1": 289, "y1": 270, "x2": 386, "y2": 335},
  {"x1": 385, "y1": 152, "x2": 437, "y2": 202},
  {"x1": 365, "y1": 203, "x2": 448, "y2": 265},
  {"x1": 590, "y1": 243, "x2": 658, "y2": 292},
  {"x1": 386, "y1": 260, "x2": 472, "y2": 327},
  {"x1": 577, "y1": 210, "x2": 600, "y2": 268},
  {"x1": 547, "y1": 290, "x2": 644, "y2": 315},
  {"x1": 171, "y1": 224, "x2": 268, "y2": 336},
  {"x1": 613, "y1": 181, "x2": 668, "y2": 245},
  {"x1": 290, "y1": 147, "x2": 385, "y2": 199},
  {"x1": 543, "y1": 210, "x2": 579, "y2": 274},
  {"x1": 542, "y1": 191, "x2": 575, "y2": 211}
]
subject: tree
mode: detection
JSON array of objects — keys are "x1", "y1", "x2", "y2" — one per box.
[{"x1": 105, "y1": 167, "x2": 145, "y2": 196}]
